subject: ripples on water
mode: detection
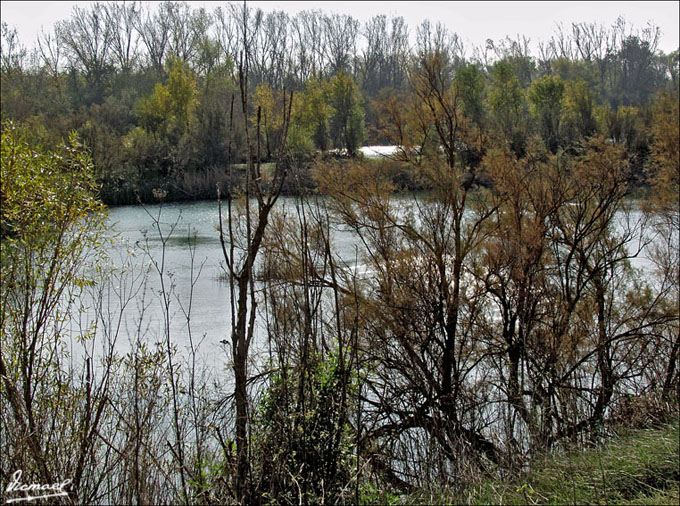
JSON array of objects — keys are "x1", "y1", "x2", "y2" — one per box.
[
  {"x1": 72, "y1": 199, "x2": 659, "y2": 374},
  {"x1": 86, "y1": 199, "x2": 363, "y2": 371}
]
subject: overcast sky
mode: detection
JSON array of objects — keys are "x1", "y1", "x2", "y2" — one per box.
[{"x1": 2, "y1": 1, "x2": 678, "y2": 56}]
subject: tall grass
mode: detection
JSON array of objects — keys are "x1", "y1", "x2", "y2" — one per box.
[{"x1": 397, "y1": 419, "x2": 679, "y2": 505}]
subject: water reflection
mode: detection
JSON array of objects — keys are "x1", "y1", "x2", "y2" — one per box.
[
  {"x1": 80, "y1": 198, "x2": 658, "y2": 373},
  {"x1": 98, "y1": 198, "x2": 362, "y2": 371}
]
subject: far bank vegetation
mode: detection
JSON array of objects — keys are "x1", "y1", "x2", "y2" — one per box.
[{"x1": 1, "y1": 2, "x2": 678, "y2": 504}]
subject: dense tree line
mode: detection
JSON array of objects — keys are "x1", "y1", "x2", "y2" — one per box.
[{"x1": 1, "y1": 2, "x2": 678, "y2": 203}]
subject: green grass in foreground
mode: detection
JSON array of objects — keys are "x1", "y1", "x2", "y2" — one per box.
[{"x1": 385, "y1": 420, "x2": 679, "y2": 505}]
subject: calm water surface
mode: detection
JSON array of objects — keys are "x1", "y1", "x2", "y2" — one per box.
[
  {"x1": 101, "y1": 198, "x2": 362, "y2": 369},
  {"x1": 97, "y1": 199, "x2": 657, "y2": 370}
]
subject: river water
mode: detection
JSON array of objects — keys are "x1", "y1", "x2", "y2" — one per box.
[
  {"x1": 89, "y1": 197, "x2": 657, "y2": 372},
  {"x1": 95, "y1": 198, "x2": 364, "y2": 370}
]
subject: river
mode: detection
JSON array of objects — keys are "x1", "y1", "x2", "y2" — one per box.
[
  {"x1": 91, "y1": 198, "x2": 364, "y2": 371},
  {"x1": 80, "y1": 197, "x2": 657, "y2": 373}
]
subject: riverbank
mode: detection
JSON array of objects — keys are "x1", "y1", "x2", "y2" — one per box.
[
  {"x1": 377, "y1": 414, "x2": 679, "y2": 505},
  {"x1": 97, "y1": 156, "x2": 419, "y2": 206},
  {"x1": 96, "y1": 144, "x2": 654, "y2": 207}
]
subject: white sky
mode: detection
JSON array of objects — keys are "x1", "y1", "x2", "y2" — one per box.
[{"x1": 2, "y1": 1, "x2": 679, "y2": 55}]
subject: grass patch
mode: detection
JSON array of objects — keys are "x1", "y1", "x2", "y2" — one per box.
[
  {"x1": 386, "y1": 420, "x2": 679, "y2": 505},
  {"x1": 467, "y1": 421, "x2": 678, "y2": 505}
]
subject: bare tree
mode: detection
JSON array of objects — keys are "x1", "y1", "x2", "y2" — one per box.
[
  {"x1": 1, "y1": 22, "x2": 27, "y2": 77},
  {"x1": 105, "y1": 1, "x2": 141, "y2": 74},
  {"x1": 135, "y1": 2, "x2": 171, "y2": 77},
  {"x1": 318, "y1": 51, "x2": 500, "y2": 489},
  {"x1": 260, "y1": 10, "x2": 290, "y2": 88},
  {"x1": 36, "y1": 26, "x2": 62, "y2": 79},
  {"x1": 359, "y1": 15, "x2": 410, "y2": 92},
  {"x1": 322, "y1": 13, "x2": 359, "y2": 76},
  {"x1": 59, "y1": 3, "x2": 113, "y2": 102},
  {"x1": 290, "y1": 10, "x2": 325, "y2": 82},
  {"x1": 214, "y1": 4, "x2": 239, "y2": 66},
  {"x1": 386, "y1": 16, "x2": 410, "y2": 88},
  {"x1": 416, "y1": 20, "x2": 466, "y2": 69},
  {"x1": 164, "y1": 2, "x2": 212, "y2": 66},
  {"x1": 217, "y1": 6, "x2": 293, "y2": 500}
]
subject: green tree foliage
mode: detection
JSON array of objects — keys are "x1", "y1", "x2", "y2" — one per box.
[
  {"x1": 615, "y1": 35, "x2": 664, "y2": 106},
  {"x1": 285, "y1": 101, "x2": 316, "y2": 157},
  {"x1": 528, "y1": 74, "x2": 566, "y2": 152},
  {"x1": 293, "y1": 78, "x2": 333, "y2": 152},
  {"x1": 137, "y1": 81, "x2": 173, "y2": 139},
  {"x1": 252, "y1": 82, "x2": 285, "y2": 160},
  {"x1": 551, "y1": 57, "x2": 598, "y2": 85},
  {"x1": 1, "y1": 121, "x2": 106, "y2": 487},
  {"x1": 137, "y1": 57, "x2": 197, "y2": 141},
  {"x1": 454, "y1": 63, "x2": 486, "y2": 128},
  {"x1": 192, "y1": 75, "x2": 241, "y2": 169},
  {"x1": 252, "y1": 353, "x2": 354, "y2": 504},
  {"x1": 561, "y1": 78, "x2": 598, "y2": 142},
  {"x1": 327, "y1": 71, "x2": 365, "y2": 155},
  {"x1": 659, "y1": 49, "x2": 679, "y2": 92},
  {"x1": 132, "y1": 57, "x2": 200, "y2": 186},
  {"x1": 0, "y1": 122, "x2": 103, "y2": 240},
  {"x1": 488, "y1": 60, "x2": 529, "y2": 155},
  {"x1": 3, "y1": 7, "x2": 678, "y2": 205},
  {"x1": 165, "y1": 57, "x2": 197, "y2": 135},
  {"x1": 596, "y1": 103, "x2": 646, "y2": 151}
]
